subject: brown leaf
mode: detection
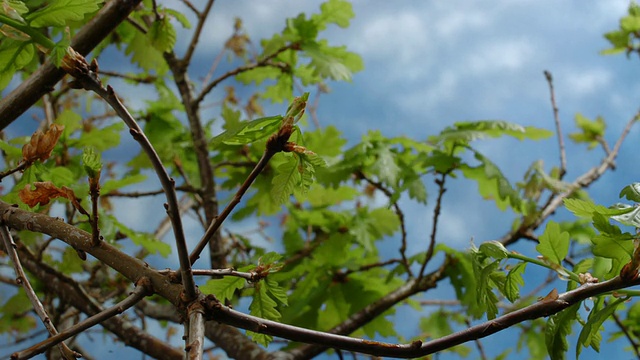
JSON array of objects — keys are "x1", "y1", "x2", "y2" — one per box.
[
  {"x1": 539, "y1": 288, "x2": 559, "y2": 302},
  {"x1": 19, "y1": 182, "x2": 79, "y2": 208},
  {"x1": 22, "y1": 124, "x2": 64, "y2": 163}
]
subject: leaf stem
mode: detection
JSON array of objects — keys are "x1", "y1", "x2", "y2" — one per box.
[
  {"x1": 0, "y1": 14, "x2": 56, "y2": 49},
  {"x1": 507, "y1": 252, "x2": 580, "y2": 283}
]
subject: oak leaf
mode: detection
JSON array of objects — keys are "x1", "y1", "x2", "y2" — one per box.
[
  {"x1": 19, "y1": 182, "x2": 82, "y2": 211},
  {"x1": 22, "y1": 124, "x2": 64, "y2": 163}
]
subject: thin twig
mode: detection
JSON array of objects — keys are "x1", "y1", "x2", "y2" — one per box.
[
  {"x1": 182, "y1": 0, "x2": 215, "y2": 68},
  {"x1": 419, "y1": 173, "x2": 447, "y2": 277},
  {"x1": 98, "y1": 70, "x2": 156, "y2": 83},
  {"x1": 544, "y1": 70, "x2": 566, "y2": 178},
  {"x1": 500, "y1": 108, "x2": 639, "y2": 247},
  {"x1": 357, "y1": 170, "x2": 412, "y2": 276},
  {"x1": 180, "y1": 0, "x2": 200, "y2": 15},
  {"x1": 611, "y1": 310, "x2": 640, "y2": 359},
  {"x1": 165, "y1": 268, "x2": 258, "y2": 281},
  {"x1": 71, "y1": 63, "x2": 197, "y2": 301},
  {"x1": 193, "y1": 44, "x2": 296, "y2": 107},
  {"x1": 341, "y1": 258, "x2": 402, "y2": 277},
  {"x1": 0, "y1": 225, "x2": 81, "y2": 360},
  {"x1": 189, "y1": 148, "x2": 277, "y2": 264},
  {"x1": 201, "y1": 47, "x2": 227, "y2": 89},
  {"x1": 104, "y1": 185, "x2": 199, "y2": 197},
  {"x1": 13, "y1": 278, "x2": 152, "y2": 360}
]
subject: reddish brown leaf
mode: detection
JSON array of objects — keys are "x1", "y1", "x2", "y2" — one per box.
[
  {"x1": 19, "y1": 182, "x2": 79, "y2": 208},
  {"x1": 21, "y1": 124, "x2": 65, "y2": 163}
]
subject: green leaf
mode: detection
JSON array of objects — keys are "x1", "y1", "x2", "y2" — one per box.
[
  {"x1": 609, "y1": 204, "x2": 640, "y2": 227},
  {"x1": 211, "y1": 115, "x2": 282, "y2": 146},
  {"x1": 109, "y1": 216, "x2": 171, "y2": 257},
  {"x1": 164, "y1": 8, "x2": 191, "y2": 29},
  {"x1": 479, "y1": 241, "x2": 509, "y2": 260},
  {"x1": 545, "y1": 304, "x2": 580, "y2": 360},
  {"x1": 271, "y1": 155, "x2": 300, "y2": 205},
  {"x1": 82, "y1": 147, "x2": 102, "y2": 179},
  {"x1": 26, "y1": 0, "x2": 102, "y2": 27},
  {"x1": 0, "y1": 139, "x2": 22, "y2": 159},
  {"x1": 148, "y1": 17, "x2": 176, "y2": 53},
  {"x1": 568, "y1": 113, "x2": 606, "y2": 149},
  {"x1": 369, "y1": 145, "x2": 400, "y2": 185},
  {"x1": 504, "y1": 262, "x2": 526, "y2": 302},
  {"x1": 621, "y1": 15, "x2": 640, "y2": 32},
  {"x1": 619, "y1": 183, "x2": 640, "y2": 202},
  {"x1": 124, "y1": 23, "x2": 168, "y2": 74},
  {"x1": 248, "y1": 282, "x2": 281, "y2": 346},
  {"x1": 576, "y1": 298, "x2": 625, "y2": 358},
  {"x1": 264, "y1": 74, "x2": 293, "y2": 103},
  {"x1": 536, "y1": 221, "x2": 570, "y2": 265},
  {"x1": 72, "y1": 122, "x2": 124, "y2": 151},
  {"x1": 264, "y1": 277, "x2": 288, "y2": 306},
  {"x1": 0, "y1": 39, "x2": 35, "y2": 79},
  {"x1": 1, "y1": 0, "x2": 29, "y2": 19},
  {"x1": 563, "y1": 198, "x2": 633, "y2": 218},
  {"x1": 476, "y1": 259, "x2": 501, "y2": 319},
  {"x1": 303, "y1": 40, "x2": 363, "y2": 81},
  {"x1": 434, "y1": 120, "x2": 553, "y2": 145},
  {"x1": 461, "y1": 151, "x2": 521, "y2": 211},
  {"x1": 312, "y1": 0, "x2": 354, "y2": 29},
  {"x1": 100, "y1": 174, "x2": 147, "y2": 194},
  {"x1": 56, "y1": 247, "x2": 84, "y2": 274},
  {"x1": 200, "y1": 277, "x2": 245, "y2": 302}
]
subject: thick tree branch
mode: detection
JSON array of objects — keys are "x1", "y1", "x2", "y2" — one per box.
[
  {"x1": 207, "y1": 274, "x2": 640, "y2": 359},
  {"x1": 0, "y1": 0, "x2": 143, "y2": 130},
  {"x1": 0, "y1": 201, "x2": 184, "y2": 306}
]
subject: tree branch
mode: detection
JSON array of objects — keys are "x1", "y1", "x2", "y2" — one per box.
[
  {"x1": 0, "y1": 225, "x2": 79, "y2": 359},
  {"x1": 0, "y1": 0, "x2": 143, "y2": 130},
  {"x1": 12, "y1": 277, "x2": 153, "y2": 360},
  {"x1": 209, "y1": 274, "x2": 640, "y2": 359},
  {"x1": 543, "y1": 70, "x2": 567, "y2": 178},
  {"x1": 0, "y1": 200, "x2": 184, "y2": 306},
  {"x1": 0, "y1": 239, "x2": 183, "y2": 360}
]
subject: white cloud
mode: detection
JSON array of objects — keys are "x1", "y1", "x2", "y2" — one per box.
[
  {"x1": 562, "y1": 68, "x2": 612, "y2": 97},
  {"x1": 350, "y1": 11, "x2": 430, "y2": 67},
  {"x1": 467, "y1": 40, "x2": 535, "y2": 74}
]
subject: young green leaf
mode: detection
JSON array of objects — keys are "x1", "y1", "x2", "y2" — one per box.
[
  {"x1": 536, "y1": 221, "x2": 570, "y2": 265},
  {"x1": 248, "y1": 282, "x2": 281, "y2": 346},
  {"x1": 26, "y1": 0, "x2": 102, "y2": 27},
  {"x1": 149, "y1": 17, "x2": 176, "y2": 53},
  {"x1": 504, "y1": 262, "x2": 527, "y2": 302},
  {"x1": 211, "y1": 116, "x2": 282, "y2": 146},
  {"x1": 576, "y1": 298, "x2": 625, "y2": 358},
  {"x1": 200, "y1": 277, "x2": 246, "y2": 303},
  {"x1": 312, "y1": 0, "x2": 354, "y2": 29},
  {"x1": 479, "y1": 241, "x2": 509, "y2": 260},
  {"x1": 271, "y1": 155, "x2": 300, "y2": 205},
  {"x1": 82, "y1": 147, "x2": 102, "y2": 179},
  {"x1": 545, "y1": 303, "x2": 580, "y2": 360},
  {"x1": 619, "y1": 183, "x2": 640, "y2": 202}
]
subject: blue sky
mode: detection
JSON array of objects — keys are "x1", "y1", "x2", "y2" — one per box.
[{"x1": 3, "y1": 1, "x2": 640, "y2": 359}]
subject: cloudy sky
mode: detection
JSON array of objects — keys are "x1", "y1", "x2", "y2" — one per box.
[
  {"x1": 4, "y1": 0, "x2": 640, "y2": 359},
  {"x1": 197, "y1": 1, "x2": 640, "y2": 359}
]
